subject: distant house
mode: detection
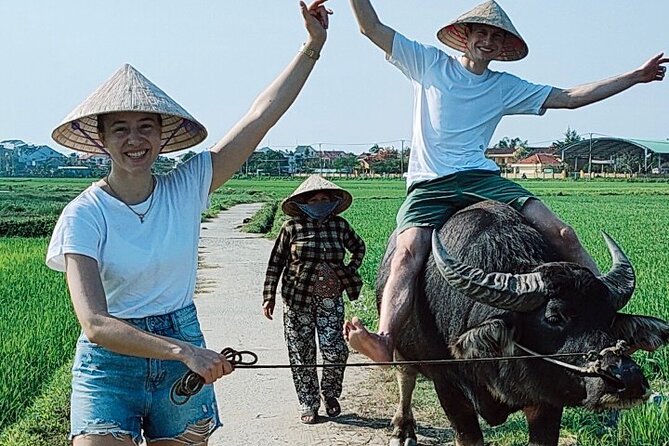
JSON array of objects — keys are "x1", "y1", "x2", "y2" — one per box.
[
  {"x1": 294, "y1": 145, "x2": 318, "y2": 158},
  {"x1": 0, "y1": 147, "x2": 14, "y2": 175},
  {"x1": 485, "y1": 147, "x2": 516, "y2": 168},
  {"x1": 356, "y1": 157, "x2": 371, "y2": 174},
  {"x1": 78, "y1": 152, "x2": 111, "y2": 167},
  {"x1": 509, "y1": 153, "x2": 563, "y2": 179},
  {"x1": 0, "y1": 139, "x2": 29, "y2": 151},
  {"x1": 12, "y1": 144, "x2": 68, "y2": 174}
]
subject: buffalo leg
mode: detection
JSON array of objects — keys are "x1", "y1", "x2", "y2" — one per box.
[
  {"x1": 432, "y1": 376, "x2": 484, "y2": 446},
  {"x1": 523, "y1": 405, "x2": 563, "y2": 446},
  {"x1": 390, "y1": 364, "x2": 418, "y2": 445}
]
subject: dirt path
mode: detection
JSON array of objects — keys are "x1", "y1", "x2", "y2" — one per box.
[{"x1": 194, "y1": 204, "x2": 451, "y2": 446}]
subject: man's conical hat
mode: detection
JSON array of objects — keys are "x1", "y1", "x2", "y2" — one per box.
[
  {"x1": 52, "y1": 64, "x2": 207, "y2": 154},
  {"x1": 281, "y1": 175, "x2": 353, "y2": 217},
  {"x1": 437, "y1": 0, "x2": 528, "y2": 62}
]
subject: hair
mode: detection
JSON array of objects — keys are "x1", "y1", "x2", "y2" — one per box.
[{"x1": 96, "y1": 113, "x2": 163, "y2": 135}]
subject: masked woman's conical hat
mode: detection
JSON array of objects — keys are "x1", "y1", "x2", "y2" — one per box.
[
  {"x1": 52, "y1": 64, "x2": 207, "y2": 154},
  {"x1": 437, "y1": 0, "x2": 528, "y2": 62},
  {"x1": 281, "y1": 175, "x2": 353, "y2": 217}
]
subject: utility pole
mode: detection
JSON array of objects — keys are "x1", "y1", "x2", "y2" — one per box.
[
  {"x1": 587, "y1": 133, "x2": 593, "y2": 180},
  {"x1": 400, "y1": 139, "x2": 405, "y2": 175},
  {"x1": 319, "y1": 143, "x2": 323, "y2": 174}
]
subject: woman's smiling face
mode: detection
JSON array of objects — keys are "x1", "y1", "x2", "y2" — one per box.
[{"x1": 98, "y1": 111, "x2": 162, "y2": 176}]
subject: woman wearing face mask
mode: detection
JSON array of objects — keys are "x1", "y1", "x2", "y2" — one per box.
[{"x1": 262, "y1": 175, "x2": 366, "y2": 424}]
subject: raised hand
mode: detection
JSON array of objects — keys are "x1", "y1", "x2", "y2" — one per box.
[
  {"x1": 637, "y1": 53, "x2": 668, "y2": 83},
  {"x1": 300, "y1": 0, "x2": 333, "y2": 45}
]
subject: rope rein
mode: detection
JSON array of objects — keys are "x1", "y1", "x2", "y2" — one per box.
[{"x1": 169, "y1": 344, "x2": 624, "y2": 405}]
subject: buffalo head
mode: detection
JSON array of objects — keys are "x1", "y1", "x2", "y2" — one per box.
[{"x1": 432, "y1": 230, "x2": 669, "y2": 410}]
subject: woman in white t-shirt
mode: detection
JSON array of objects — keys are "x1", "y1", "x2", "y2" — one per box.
[{"x1": 46, "y1": 2, "x2": 332, "y2": 445}]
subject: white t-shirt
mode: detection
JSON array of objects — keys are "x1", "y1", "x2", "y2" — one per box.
[
  {"x1": 46, "y1": 151, "x2": 213, "y2": 319},
  {"x1": 388, "y1": 32, "x2": 553, "y2": 188}
]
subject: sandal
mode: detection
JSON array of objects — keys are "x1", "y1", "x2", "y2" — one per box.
[
  {"x1": 300, "y1": 409, "x2": 318, "y2": 424},
  {"x1": 324, "y1": 397, "x2": 341, "y2": 418}
]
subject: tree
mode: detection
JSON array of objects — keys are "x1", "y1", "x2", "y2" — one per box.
[
  {"x1": 333, "y1": 154, "x2": 359, "y2": 174},
  {"x1": 244, "y1": 150, "x2": 286, "y2": 175},
  {"x1": 373, "y1": 158, "x2": 401, "y2": 174},
  {"x1": 495, "y1": 137, "x2": 530, "y2": 161},
  {"x1": 553, "y1": 127, "x2": 582, "y2": 151}
]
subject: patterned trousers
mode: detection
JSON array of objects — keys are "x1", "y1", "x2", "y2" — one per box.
[{"x1": 283, "y1": 295, "x2": 349, "y2": 412}]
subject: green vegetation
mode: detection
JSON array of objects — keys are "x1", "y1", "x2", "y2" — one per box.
[
  {"x1": 0, "y1": 238, "x2": 77, "y2": 431},
  {"x1": 1, "y1": 177, "x2": 668, "y2": 445}
]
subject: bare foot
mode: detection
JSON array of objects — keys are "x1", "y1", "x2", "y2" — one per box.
[{"x1": 343, "y1": 317, "x2": 393, "y2": 363}]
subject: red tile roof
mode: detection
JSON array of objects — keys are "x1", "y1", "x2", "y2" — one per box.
[{"x1": 517, "y1": 153, "x2": 562, "y2": 165}]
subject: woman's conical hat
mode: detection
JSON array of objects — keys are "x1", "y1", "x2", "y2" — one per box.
[
  {"x1": 281, "y1": 175, "x2": 353, "y2": 217},
  {"x1": 437, "y1": 0, "x2": 528, "y2": 62},
  {"x1": 52, "y1": 64, "x2": 207, "y2": 154}
]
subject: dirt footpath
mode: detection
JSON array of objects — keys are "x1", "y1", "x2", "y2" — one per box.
[{"x1": 195, "y1": 204, "x2": 450, "y2": 446}]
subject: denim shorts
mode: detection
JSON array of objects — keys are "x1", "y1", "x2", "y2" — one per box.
[
  {"x1": 70, "y1": 303, "x2": 221, "y2": 444},
  {"x1": 396, "y1": 169, "x2": 535, "y2": 233}
]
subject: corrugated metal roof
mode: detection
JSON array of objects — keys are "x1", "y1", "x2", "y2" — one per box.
[{"x1": 560, "y1": 137, "x2": 669, "y2": 159}]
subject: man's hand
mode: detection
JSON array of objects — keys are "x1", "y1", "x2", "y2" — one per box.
[{"x1": 637, "y1": 53, "x2": 668, "y2": 83}]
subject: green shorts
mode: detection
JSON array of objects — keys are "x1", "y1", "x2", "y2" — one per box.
[{"x1": 396, "y1": 169, "x2": 535, "y2": 233}]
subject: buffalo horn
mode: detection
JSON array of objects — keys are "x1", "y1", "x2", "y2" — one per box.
[
  {"x1": 598, "y1": 231, "x2": 635, "y2": 311},
  {"x1": 431, "y1": 232, "x2": 548, "y2": 312}
]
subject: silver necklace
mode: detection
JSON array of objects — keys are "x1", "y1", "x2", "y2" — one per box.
[{"x1": 105, "y1": 176, "x2": 156, "y2": 224}]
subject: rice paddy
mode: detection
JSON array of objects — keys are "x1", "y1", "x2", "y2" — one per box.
[{"x1": 1, "y1": 176, "x2": 668, "y2": 444}]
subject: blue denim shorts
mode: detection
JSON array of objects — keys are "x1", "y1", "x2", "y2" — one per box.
[{"x1": 70, "y1": 303, "x2": 221, "y2": 444}]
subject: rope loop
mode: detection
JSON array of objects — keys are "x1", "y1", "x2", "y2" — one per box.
[{"x1": 170, "y1": 348, "x2": 258, "y2": 405}]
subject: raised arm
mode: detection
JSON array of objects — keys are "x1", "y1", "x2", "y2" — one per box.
[
  {"x1": 349, "y1": 0, "x2": 396, "y2": 55},
  {"x1": 209, "y1": 1, "x2": 332, "y2": 193},
  {"x1": 543, "y1": 53, "x2": 667, "y2": 109}
]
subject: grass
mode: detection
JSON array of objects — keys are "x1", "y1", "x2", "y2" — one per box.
[{"x1": 1, "y1": 176, "x2": 668, "y2": 445}]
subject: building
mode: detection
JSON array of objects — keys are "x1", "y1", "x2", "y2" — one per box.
[{"x1": 508, "y1": 153, "x2": 563, "y2": 179}]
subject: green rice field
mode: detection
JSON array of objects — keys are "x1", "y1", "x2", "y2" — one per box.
[{"x1": 1, "y1": 176, "x2": 668, "y2": 445}]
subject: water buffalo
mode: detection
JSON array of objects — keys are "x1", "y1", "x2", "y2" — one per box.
[{"x1": 378, "y1": 201, "x2": 669, "y2": 446}]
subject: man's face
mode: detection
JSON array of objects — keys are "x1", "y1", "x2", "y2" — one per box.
[{"x1": 465, "y1": 23, "x2": 506, "y2": 64}]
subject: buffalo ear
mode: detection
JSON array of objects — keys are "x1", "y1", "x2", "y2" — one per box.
[
  {"x1": 451, "y1": 319, "x2": 514, "y2": 359},
  {"x1": 611, "y1": 314, "x2": 669, "y2": 352}
]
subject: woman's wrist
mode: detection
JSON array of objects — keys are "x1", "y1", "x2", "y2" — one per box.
[
  {"x1": 172, "y1": 339, "x2": 193, "y2": 362},
  {"x1": 300, "y1": 42, "x2": 321, "y2": 61},
  {"x1": 304, "y1": 35, "x2": 325, "y2": 51}
]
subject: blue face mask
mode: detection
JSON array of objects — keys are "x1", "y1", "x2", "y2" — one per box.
[{"x1": 297, "y1": 199, "x2": 340, "y2": 222}]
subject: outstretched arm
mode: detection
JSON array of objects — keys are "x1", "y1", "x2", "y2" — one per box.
[
  {"x1": 209, "y1": 1, "x2": 332, "y2": 193},
  {"x1": 349, "y1": 0, "x2": 396, "y2": 55},
  {"x1": 543, "y1": 53, "x2": 667, "y2": 109}
]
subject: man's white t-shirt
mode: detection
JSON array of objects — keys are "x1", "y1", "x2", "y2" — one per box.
[
  {"x1": 387, "y1": 32, "x2": 553, "y2": 188},
  {"x1": 46, "y1": 151, "x2": 213, "y2": 319}
]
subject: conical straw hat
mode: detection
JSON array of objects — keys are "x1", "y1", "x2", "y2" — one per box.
[
  {"x1": 437, "y1": 0, "x2": 528, "y2": 62},
  {"x1": 52, "y1": 64, "x2": 207, "y2": 154},
  {"x1": 282, "y1": 175, "x2": 353, "y2": 217}
]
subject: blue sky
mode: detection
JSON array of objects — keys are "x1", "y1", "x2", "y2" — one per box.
[{"x1": 1, "y1": 1, "x2": 667, "y2": 154}]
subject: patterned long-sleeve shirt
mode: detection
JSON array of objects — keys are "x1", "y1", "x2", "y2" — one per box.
[{"x1": 263, "y1": 215, "x2": 366, "y2": 310}]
